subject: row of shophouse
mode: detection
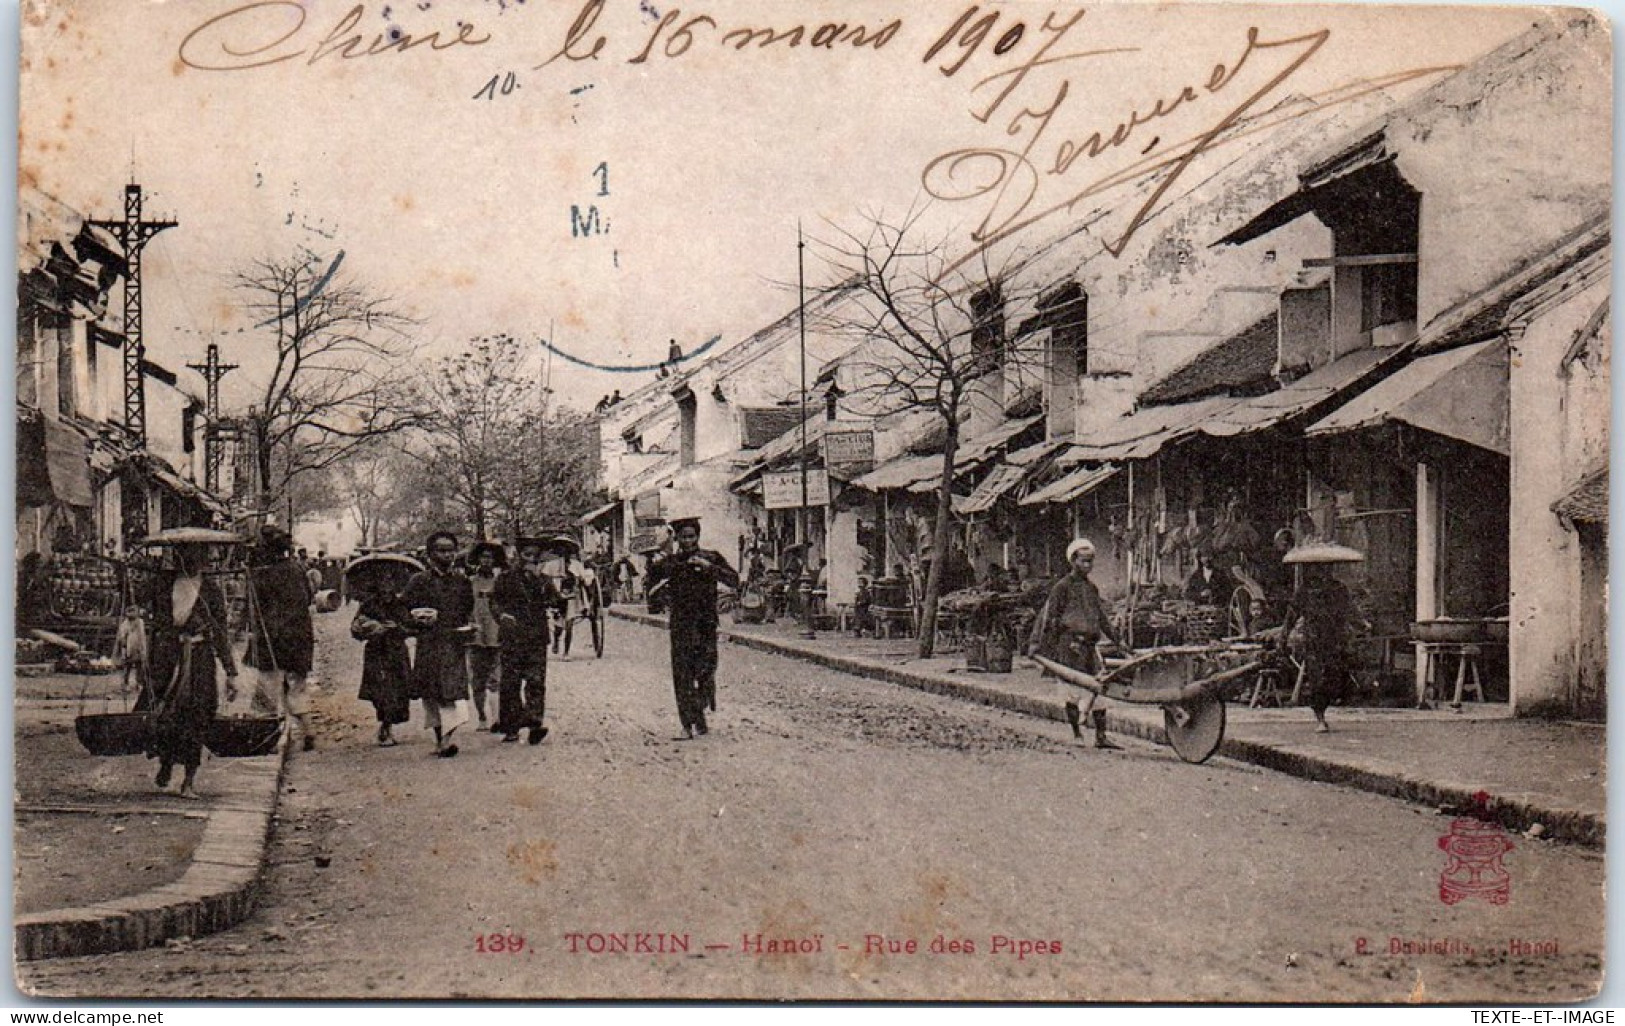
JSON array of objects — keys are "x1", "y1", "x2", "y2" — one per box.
[
  {"x1": 588, "y1": 14, "x2": 1608, "y2": 718},
  {"x1": 17, "y1": 185, "x2": 242, "y2": 633}
]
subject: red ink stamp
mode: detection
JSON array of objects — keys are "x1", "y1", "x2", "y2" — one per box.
[{"x1": 1437, "y1": 791, "x2": 1514, "y2": 906}]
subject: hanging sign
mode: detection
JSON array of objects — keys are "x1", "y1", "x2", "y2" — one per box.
[
  {"x1": 763, "y1": 470, "x2": 830, "y2": 509},
  {"x1": 823, "y1": 429, "x2": 876, "y2": 473}
]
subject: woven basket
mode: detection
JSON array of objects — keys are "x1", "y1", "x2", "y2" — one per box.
[
  {"x1": 75, "y1": 712, "x2": 152, "y2": 757},
  {"x1": 204, "y1": 716, "x2": 284, "y2": 758}
]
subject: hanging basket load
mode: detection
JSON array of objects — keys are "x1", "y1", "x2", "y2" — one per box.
[
  {"x1": 204, "y1": 716, "x2": 284, "y2": 758},
  {"x1": 74, "y1": 712, "x2": 152, "y2": 757}
]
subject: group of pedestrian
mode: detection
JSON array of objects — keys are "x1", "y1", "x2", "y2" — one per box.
[{"x1": 350, "y1": 532, "x2": 563, "y2": 757}]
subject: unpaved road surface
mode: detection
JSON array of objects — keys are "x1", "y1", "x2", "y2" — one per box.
[{"x1": 20, "y1": 614, "x2": 1604, "y2": 1002}]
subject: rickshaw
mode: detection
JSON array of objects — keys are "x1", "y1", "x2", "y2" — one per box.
[{"x1": 539, "y1": 534, "x2": 606, "y2": 658}]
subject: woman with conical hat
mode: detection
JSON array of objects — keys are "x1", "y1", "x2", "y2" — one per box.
[
  {"x1": 1280, "y1": 543, "x2": 1365, "y2": 733},
  {"x1": 138, "y1": 532, "x2": 239, "y2": 798}
]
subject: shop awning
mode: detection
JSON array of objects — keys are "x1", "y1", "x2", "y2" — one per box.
[
  {"x1": 1056, "y1": 395, "x2": 1241, "y2": 466},
  {"x1": 576, "y1": 502, "x2": 619, "y2": 526},
  {"x1": 1020, "y1": 464, "x2": 1121, "y2": 507},
  {"x1": 954, "y1": 462, "x2": 1029, "y2": 515},
  {"x1": 851, "y1": 452, "x2": 941, "y2": 492},
  {"x1": 1553, "y1": 464, "x2": 1607, "y2": 526},
  {"x1": 729, "y1": 412, "x2": 830, "y2": 489},
  {"x1": 1305, "y1": 340, "x2": 1508, "y2": 455},
  {"x1": 952, "y1": 413, "x2": 1043, "y2": 470},
  {"x1": 44, "y1": 418, "x2": 94, "y2": 507},
  {"x1": 146, "y1": 460, "x2": 229, "y2": 515},
  {"x1": 1196, "y1": 346, "x2": 1399, "y2": 438}
]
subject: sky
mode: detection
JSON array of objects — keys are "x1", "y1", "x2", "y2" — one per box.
[{"x1": 16, "y1": 0, "x2": 1547, "y2": 413}]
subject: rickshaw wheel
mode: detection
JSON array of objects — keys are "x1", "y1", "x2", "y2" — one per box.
[
  {"x1": 591, "y1": 608, "x2": 605, "y2": 657},
  {"x1": 1164, "y1": 692, "x2": 1226, "y2": 764}
]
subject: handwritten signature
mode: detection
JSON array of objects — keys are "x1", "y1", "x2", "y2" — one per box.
[
  {"x1": 177, "y1": 1, "x2": 490, "y2": 72},
  {"x1": 920, "y1": 12, "x2": 1459, "y2": 267}
]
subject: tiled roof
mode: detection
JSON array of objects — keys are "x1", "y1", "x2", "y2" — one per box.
[
  {"x1": 1420, "y1": 218, "x2": 1609, "y2": 354},
  {"x1": 739, "y1": 407, "x2": 805, "y2": 449},
  {"x1": 1553, "y1": 464, "x2": 1607, "y2": 525},
  {"x1": 1140, "y1": 312, "x2": 1279, "y2": 406}
]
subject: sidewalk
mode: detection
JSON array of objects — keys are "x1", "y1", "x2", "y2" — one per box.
[
  {"x1": 13, "y1": 670, "x2": 288, "y2": 961},
  {"x1": 612, "y1": 607, "x2": 1605, "y2": 848}
]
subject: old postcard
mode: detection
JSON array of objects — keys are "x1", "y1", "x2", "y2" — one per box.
[{"x1": 13, "y1": 0, "x2": 1609, "y2": 1004}]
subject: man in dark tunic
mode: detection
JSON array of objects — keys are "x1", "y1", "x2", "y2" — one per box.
[
  {"x1": 401, "y1": 531, "x2": 475, "y2": 757},
  {"x1": 645, "y1": 516, "x2": 739, "y2": 740},
  {"x1": 1028, "y1": 537, "x2": 1121, "y2": 750},
  {"x1": 245, "y1": 526, "x2": 317, "y2": 751},
  {"x1": 493, "y1": 536, "x2": 564, "y2": 745}
]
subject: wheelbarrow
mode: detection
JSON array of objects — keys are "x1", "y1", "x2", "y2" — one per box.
[{"x1": 1032, "y1": 645, "x2": 1262, "y2": 764}]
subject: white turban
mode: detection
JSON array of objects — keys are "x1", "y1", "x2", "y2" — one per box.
[{"x1": 1066, "y1": 538, "x2": 1096, "y2": 561}]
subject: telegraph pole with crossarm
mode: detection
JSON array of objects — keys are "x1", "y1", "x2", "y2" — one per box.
[
  {"x1": 90, "y1": 183, "x2": 176, "y2": 447},
  {"x1": 186, "y1": 343, "x2": 237, "y2": 494}
]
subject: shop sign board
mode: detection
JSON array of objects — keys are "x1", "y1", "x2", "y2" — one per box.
[
  {"x1": 764, "y1": 469, "x2": 830, "y2": 509},
  {"x1": 823, "y1": 429, "x2": 876, "y2": 473}
]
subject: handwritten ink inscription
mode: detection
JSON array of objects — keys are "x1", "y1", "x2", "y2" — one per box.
[
  {"x1": 173, "y1": 1, "x2": 1461, "y2": 262},
  {"x1": 178, "y1": 2, "x2": 492, "y2": 72}
]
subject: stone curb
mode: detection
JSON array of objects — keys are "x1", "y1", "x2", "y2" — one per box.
[
  {"x1": 15, "y1": 738, "x2": 292, "y2": 961},
  {"x1": 611, "y1": 608, "x2": 1603, "y2": 849}
]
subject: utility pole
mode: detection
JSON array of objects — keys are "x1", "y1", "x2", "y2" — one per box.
[
  {"x1": 797, "y1": 223, "x2": 815, "y2": 640},
  {"x1": 91, "y1": 183, "x2": 176, "y2": 447},
  {"x1": 187, "y1": 343, "x2": 238, "y2": 494}
]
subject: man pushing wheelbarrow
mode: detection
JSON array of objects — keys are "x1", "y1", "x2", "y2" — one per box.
[
  {"x1": 1027, "y1": 538, "x2": 1121, "y2": 751},
  {"x1": 1028, "y1": 537, "x2": 1264, "y2": 765}
]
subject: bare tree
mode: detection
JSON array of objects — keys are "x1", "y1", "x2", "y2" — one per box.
[
  {"x1": 812, "y1": 208, "x2": 1040, "y2": 658},
  {"x1": 233, "y1": 252, "x2": 424, "y2": 522}
]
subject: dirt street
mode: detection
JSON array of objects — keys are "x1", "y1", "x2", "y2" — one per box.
[{"x1": 19, "y1": 612, "x2": 1604, "y2": 1002}]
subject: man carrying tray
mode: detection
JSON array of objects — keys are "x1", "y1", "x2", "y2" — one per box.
[{"x1": 1028, "y1": 537, "x2": 1121, "y2": 750}]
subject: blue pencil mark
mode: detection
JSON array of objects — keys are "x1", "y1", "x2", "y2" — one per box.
[
  {"x1": 538, "y1": 334, "x2": 720, "y2": 373},
  {"x1": 255, "y1": 250, "x2": 346, "y2": 328},
  {"x1": 569, "y1": 82, "x2": 595, "y2": 96},
  {"x1": 639, "y1": 0, "x2": 660, "y2": 22}
]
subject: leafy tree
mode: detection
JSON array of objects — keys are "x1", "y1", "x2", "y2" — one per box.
[{"x1": 412, "y1": 334, "x2": 600, "y2": 541}]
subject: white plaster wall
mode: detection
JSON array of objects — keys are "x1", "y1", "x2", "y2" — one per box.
[
  {"x1": 1507, "y1": 273, "x2": 1608, "y2": 713},
  {"x1": 1400, "y1": 15, "x2": 1611, "y2": 328}
]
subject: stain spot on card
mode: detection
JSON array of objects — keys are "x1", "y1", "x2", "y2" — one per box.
[
  {"x1": 393, "y1": 194, "x2": 417, "y2": 213},
  {"x1": 507, "y1": 839, "x2": 558, "y2": 884}
]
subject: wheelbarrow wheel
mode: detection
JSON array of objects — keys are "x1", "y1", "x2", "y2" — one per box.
[{"x1": 1163, "y1": 692, "x2": 1226, "y2": 764}]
